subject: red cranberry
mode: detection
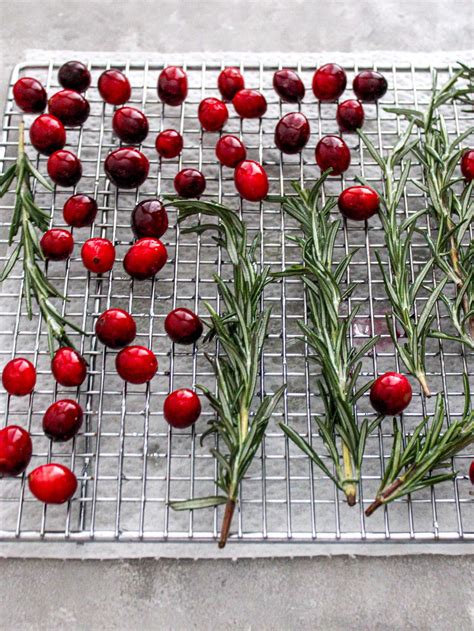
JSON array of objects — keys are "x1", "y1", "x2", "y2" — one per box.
[
  {"x1": 273, "y1": 69, "x2": 305, "y2": 103},
  {"x1": 40, "y1": 228, "x2": 74, "y2": 261},
  {"x1": 460, "y1": 149, "x2": 474, "y2": 181},
  {"x1": 158, "y1": 66, "x2": 188, "y2": 106},
  {"x1": 353, "y1": 71, "x2": 388, "y2": 102},
  {"x1": 115, "y1": 345, "x2": 158, "y2": 384},
  {"x1": 338, "y1": 186, "x2": 379, "y2": 221},
  {"x1": 43, "y1": 399, "x2": 83, "y2": 442},
  {"x1": 234, "y1": 160, "x2": 269, "y2": 202},
  {"x1": 315, "y1": 135, "x2": 351, "y2": 176},
  {"x1": 95, "y1": 308, "x2": 137, "y2": 349},
  {"x1": 2, "y1": 358, "x2": 36, "y2": 396},
  {"x1": 337, "y1": 99, "x2": 365, "y2": 133},
  {"x1": 131, "y1": 199, "x2": 168, "y2": 239},
  {"x1": 48, "y1": 90, "x2": 90, "y2": 127},
  {"x1": 165, "y1": 307, "x2": 203, "y2": 344},
  {"x1": 81, "y1": 237, "x2": 115, "y2": 274},
  {"x1": 218, "y1": 67, "x2": 245, "y2": 101},
  {"x1": 98, "y1": 69, "x2": 131, "y2": 105},
  {"x1": 13, "y1": 77, "x2": 47, "y2": 113},
  {"x1": 52, "y1": 347, "x2": 87, "y2": 388},
  {"x1": 312, "y1": 63, "x2": 347, "y2": 102},
  {"x1": 28, "y1": 463, "x2": 77, "y2": 504},
  {"x1": 370, "y1": 372, "x2": 412, "y2": 416},
  {"x1": 0, "y1": 425, "x2": 32, "y2": 476},
  {"x1": 274, "y1": 112, "x2": 310, "y2": 154},
  {"x1": 112, "y1": 107, "x2": 149, "y2": 144},
  {"x1": 47, "y1": 150, "x2": 82, "y2": 187},
  {"x1": 123, "y1": 237, "x2": 167, "y2": 280},
  {"x1": 164, "y1": 388, "x2": 201, "y2": 429},
  {"x1": 215, "y1": 134, "x2": 247, "y2": 168},
  {"x1": 104, "y1": 147, "x2": 149, "y2": 189},
  {"x1": 29, "y1": 114, "x2": 66, "y2": 155},
  {"x1": 58, "y1": 61, "x2": 91, "y2": 93},
  {"x1": 174, "y1": 168, "x2": 206, "y2": 198},
  {"x1": 469, "y1": 461, "x2": 474, "y2": 485},
  {"x1": 155, "y1": 129, "x2": 183, "y2": 159},
  {"x1": 198, "y1": 97, "x2": 228, "y2": 132},
  {"x1": 63, "y1": 194, "x2": 98, "y2": 228},
  {"x1": 233, "y1": 89, "x2": 267, "y2": 118}
]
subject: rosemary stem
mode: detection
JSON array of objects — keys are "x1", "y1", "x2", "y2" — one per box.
[
  {"x1": 239, "y1": 405, "x2": 249, "y2": 444},
  {"x1": 365, "y1": 471, "x2": 409, "y2": 516},
  {"x1": 218, "y1": 498, "x2": 236, "y2": 548},
  {"x1": 416, "y1": 372, "x2": 432, "y2": 398},
  {"x1": 342, "y1": 443, "x2": 357, "y2": 506}
]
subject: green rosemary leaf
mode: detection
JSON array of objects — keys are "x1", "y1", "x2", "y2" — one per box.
[
  {"x1": 280, "y1": 422, "x2": 338, "y2": 485},
  {"x1": 169, "y1": 496, "x2": 228, "y2": 511}
]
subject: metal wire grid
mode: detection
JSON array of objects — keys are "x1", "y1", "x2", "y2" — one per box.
[{"x1": 0, "y1": 58, "x2": 472, "y2": 544}]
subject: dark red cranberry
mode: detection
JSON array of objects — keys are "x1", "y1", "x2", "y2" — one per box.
[
  {"x1": 155, "y1": 129, "x2": 183, "y2": 159},
  {"x1": 104, "y1": 147, "x2": 149, "y2": 189},
  {"x1": 131, "y1": 199, "x2": 168, "y2": 239},
  {"x1": 157, "y1": 66, "x2": 188, "y2": 106},
  {"x1": 29, "y1": 114, "x2": 66, "y2": 155},
  {"x1": 338, "y1": 186, "x2": 379, "y2": 221},
  {"x1": 63, "y1": 194, "x2": 98, "y2": 228},
  {"x1": 232, "y1": 89, "x2": 267, "y2": 118},
  {"x1": 460, "y1": 149, "x2": 474, "y2": 181},
  {"x1": 123, "y1": 237, "x2": 167, "y2": 280},
  {"x1": 2, "y1": 358, "x2": 36, "y2": 396},
  {"x1": 112, "y1": 107, "x2": 149, "y2": 144},
  {"x1": 218, "y1": 67, "x2": 245, "y2": 101},
  {"x1": 174, "y1": 168, "x2": 206, "y2": 198},
  {"x1": 198, "y1": 97, "x2": 228, "y2": 132},
  {"x1": 47, "y1": 150, "x2": 82, "y2": 187},
  {"x1": 40, "y1": 229, "x2": 74, "y2": 261},
  {"x1": 48, "y1": 90, "x2": 90, "y2": 127},
  {"x1": 43, "y1": 399, "x2": 83, "y2": 442},
  {"x1": 370, "y1": 372, "x2": 412, "y2": 416},
  {"x1": 234, "y1": 160, "x2": 269, "y2": 202},
  {"x1": 215, "y1": 134, "x2": 247, "y2": 168},
  {"x1": 353, "y1": 71, "x2": 388, "y2": 102},
  {"x1": 312, "y1": 63, "x2": 347, "y2": 102},
  {"x1": 165, "y1": 307, "x2": 203, "y2": 345},
  {"x1": 115, "y1": 345, "x2": 158, "y2": 384},
  {"x1": 28, "y1": 463, "x2": 77, "y2": 504},
  {"x1": 58, "y1": 61, "x2": 91, "y2": 93},
  {"x1": 52, "y1": 347, "x2": 87, "y2": 388},
  {"x1": 13, "y1": 77, "x2": 47, "y2": 113},
  {"x1": 164, "y1": 388, "x2": 201, "y2": 429},
  {"x1": 98, "y1": 69, "x2": 131, "y2": 105},
  {"x1": 0, "y1": 425, "x2": 32, "y2": 476},
  {"x1": 315, "y1": 135, "x2": 351, "y2": 176},
  {"x1": 273, "y1": 69, "x2": 305, "y2": 103},
  {"x1": 469, "y1": 461, "x2": 474, "y2": 485},
  {"x1": 81, "y1": 237, "x2": 115, "y2": 274},
  {"x1": 95, "y1": 308, "x2": 137, "y2": 349},
  {"x1": 336, "y1": 99, "x2": 365, "y2": 133},
  {"x1": 274, "y1": 112, "x2": 310, "y2": 154}
]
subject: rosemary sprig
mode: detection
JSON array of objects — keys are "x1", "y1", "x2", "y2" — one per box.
[{"x1": 168, "y1": 199, "x2": 285, "y2": 547}]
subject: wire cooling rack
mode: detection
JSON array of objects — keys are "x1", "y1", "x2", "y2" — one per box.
[{"x1": 0, "y1": 56, "x2": 473, "y2": 546}]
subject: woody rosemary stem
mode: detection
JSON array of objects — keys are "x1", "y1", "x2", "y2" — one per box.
[{"x1": 365, "y1": 475, "x2": 407, "y2": 516}]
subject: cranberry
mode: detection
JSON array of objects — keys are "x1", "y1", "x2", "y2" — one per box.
[
  {"x1": 131, "y1": 199, "x2": 168, "y2": 239},
  {"x1": 216, "y1": 135, "x2": 246, "y2": 168},
  {"x1": 370, "y1": 372, "x2": 412, "y2": 416},
  {"x1": 95, "y1": 308, "x2": 137, "y2": 349},
  {"x1": 155, "y1": 129, "x2": 183, "y2": 159},
  {"x1": 460, "y1": 149, "x2": 474, "y2": 181},
  {"x1": 52, "y1": 347, "x2": 87, "y2": 388},
  {"x1": 104, "y1": 147, "x2": 149, "y2": 189},
  {"x1": 158, "y1": 66, "x2": 188, "y2": 106},
  {"x1": 174, "y1": 168, "x2": 206, "y2": 198},
  {"x1": 337, "y1": 99, "x2": 365, "y2": 133},
  {"x1": 353, "y1": 71, "x2": 388, "y2": 102},
  {"x1": 234, "y1": 160, "x2": 269, "y2": 202},
  {"x1": 233, "y1": 89, "x2": 267, "y2": 119},
  {"x1": 218, "y1": 67, "x2": 245, "y2": 101},
  {"x1": 312, "y1": 63, "x2": 347, "y2": 102},
  {"x1": 58, "y1": 60, "x2": 91, "y2": 93},
  {"x1": 48, "y1": 90, "x2": 90, "y2": 127},
  {"x1": 63, "y1": 194, "x2": 98, "y2": 228},
  {"x1": 273, "y1": 69, "x2": 305, "y2": 103},
  {"x1": 81, "y1": 237, "x2": 115, "y2": 274},
  {"x1": 198, "y1": 97, "x2": 228, "y2": 132},
  {"x1": 469, "y1": 461, "x2": 474, "y2": 485},
  {"x1": 29, "y1": 114, "x2": 66, "y2": 155},
  {"x1": 98, "y1": 69, "x2": 131, "y2": 105},
  {"x1": 13, "y1": 77, "x2": 47, "y2": 113},
  {"x1": 115, "y1": 345, "x2": 158, "y2": 384},
  {"x1": 315, "y1": 135, "x2": 351, "y2": 176},
  {"x1": 164, "y1": 388, "x2": 201, "y2": 429},
  {"x1": 165, "y1": 307, "x2": 203, "y2": 344},
  {"x1": 0, "y1": 425, "x2": 32, "y2": 476},
  {"x1": 40, "y1": 228, "x2": 74, "y2": 261},
  {"x1": 274, "y1": 112, "x2": 310, "y2": 154},
  {"x1": 123, "y1": 237, "x2": 167, "y2": 280},
  {"x1": 28, "y1": 463, "x2": 77, "y2": 504},
  {"x1": 43, "y1": 399, "x2": 83, "y2": 442},
  {"x1": 2, "y1": 358, "x2": 36, "y2": 396},
  {"x1": 47, "y1": 150, "x2": 82, "y2": 187},
  {"x1": 112, "y1": 106, "x2": 149, "y2": 144},
  {"x1": 338, "y1": 186, "x2": 379, "y2": 221}
]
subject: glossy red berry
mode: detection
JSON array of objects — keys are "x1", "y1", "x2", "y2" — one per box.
[
  {"x1": 336, "y1": 99, "x2": 365, "y2": 133},
  {"x1": 48, "y1": 90, "x2": 90, "y2": 127},
  {"x1": 0, "y1": 425, "x2": 32, "y2": 476},
  {"x1": 353, "y1": 71, "x2": 388, "y2": 102},
  {"x1": 174, "y1": 168, "x2": 206, "y2": 198},
  {"x1": 312, "y1": 63, "x2": 347, "y2": 102},
  {"x1": 164, "y1": 388, "x2": 201, "y2": 429},
  {"x1": 95, "y1": 308, "x2": 137, "y2": 349},
  {"x1": 234, "y1": 160, "x2": 269, "y2": 201},
  {"x1": 2, "y1": 358, "x2": 36, "y2": 396},
  {"x1": 104, "y1": 147, "x2": 149, "y2": 189},
  {"x1": 47, "y1": 150, "x2": 82, "y2": 187},
  {"x1": 52, "y1": 347, "x2": 87, "y2": 388},
  {"x1": 274, "y1": 112, "x2": 310, "y2": 154},
  {"x1": 215, "y1": 134, "x2": 246, "y2": 168},
  {"x1": 28, "y1": 463, "x2": 77, "y2": 504},
  {"x1": 273, "y1": 69, "x2": 305, "y2": 103},
  {"x1": 58, "y1": 61, "x2": 91, "y2": 93},
  {"x1": 115, "y1": 345, "x2": 158, "y2": 384},
  {"x1": 112, "y1": 106, "x2": 149, "y2": 144},
  {"x1": 123, "y1": 237, "x2": 167, "y2": 280},
  {"x1": 29, "y1": 114, "x2": 66, "y2": 156},
  {"x1": 63, "y1": 194, "x2": 97, "y2": 228},
  {"x1": 338, "y1": 186, "x2": 379, "y2": 221},
  {"x1": 233, "y1": 89, "x2": 267, "y2": 118},
  {"x1": 131, "y1": 199, "x2": 168, "y2": 239},
  {"x1": 315, "y1": 135, "x2": 351, "y2": 176},
  {"x1": 165, "y1": 307, "x2": 203, "y2": 345},
  {"x1": 218, "y1": 67, "x2": 245, "y2": 101},
  {"x1": 460, "y1": 149, "x2": 474, "y2": 181},
  {"x1": 40, "y1": 228, "x2": 74, "y2": 261},
  {"x1": 158, "y1": 66, "x2": 188, "y2": 106},
  {"x1": 469, "y1": 461, "x2": 474, "y2": 485},
  {"x1": 155, "y1": 129, "x2": 183, "y2": 159},
  {"x1": 198, "y1": 97, "x2": 228, "y2": 132},
  {"x1": 370, "y1": 372, "x2": 412, "y2": 416},
  {"x1": 43, "y1": 399, "x2": 83, "y2": 442},
  {"x1": 81, "y1": 237, "x2": 115, "y2": 274},
  {"x1": 98, "y1": 69, "x2": 131, "y2": 105},
  {"x1": 13, "y1": 77, "x2": 47, "y2": 113}
]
